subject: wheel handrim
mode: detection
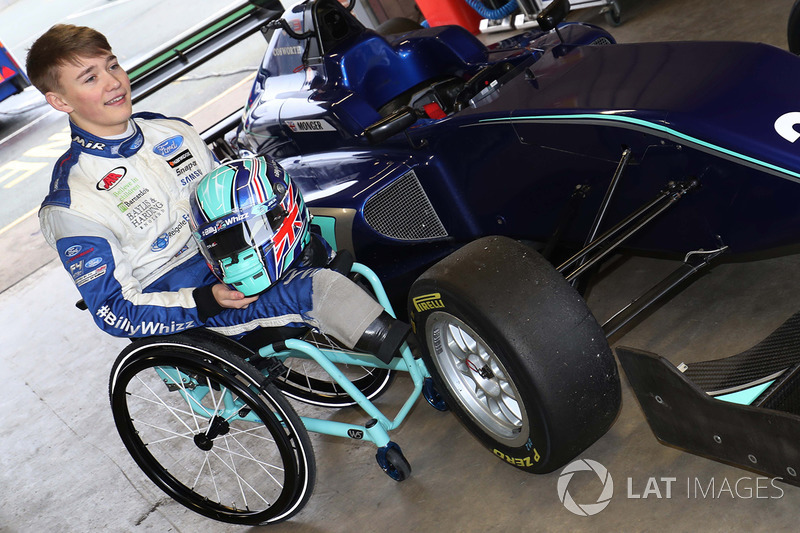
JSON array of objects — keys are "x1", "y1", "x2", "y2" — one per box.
[
  {"x1": 426, "y1": 312, "x2": 529, "y2": 446},
  {"x1": 114, "y1": 356, "x2": 304, "y2": 523}
]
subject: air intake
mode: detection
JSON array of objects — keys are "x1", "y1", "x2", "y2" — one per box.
[{"x1": 363, "y1": 170, "x2": 447, "y2": 241}]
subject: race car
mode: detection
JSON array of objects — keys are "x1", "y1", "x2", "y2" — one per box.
[
  {"x1": 0, "y1": 39, "x2": 30, "y2": 104},
  {"x1": 218, "y1": 0, "x2": 800, "y2": 485}
]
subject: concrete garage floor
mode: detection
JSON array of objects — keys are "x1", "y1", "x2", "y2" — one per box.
[{"x1": 3, "y1": 0, "x2": 800, "y2": 531}]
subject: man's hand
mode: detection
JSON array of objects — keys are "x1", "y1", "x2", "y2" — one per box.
[{"x1": 212, "y1": 283, "x2": 259, "y2": 309}]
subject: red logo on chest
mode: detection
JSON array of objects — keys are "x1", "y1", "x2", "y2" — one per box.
[{"x1": 96, "y1": 167, "x2": 128, "y2": 191}]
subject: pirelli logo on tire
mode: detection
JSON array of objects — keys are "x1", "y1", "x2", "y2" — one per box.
[{"x1": 412, "y1": 293, "x2": 445, "y2": 312}]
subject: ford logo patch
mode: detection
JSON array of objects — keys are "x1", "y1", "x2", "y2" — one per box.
[
  {"x1": 153, "y1": 135, "x2": 184, "y2": 156},
  {"x1": 65, "y1": 245, "x2": 82, "y2": 257},
  {"x1": 151, "y1": 233, "x2": 170, "y2": 252}
]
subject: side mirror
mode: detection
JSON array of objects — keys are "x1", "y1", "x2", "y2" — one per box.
[
  {"x1": 364, "y1": 107, "x2": 418, "y2": 145},
  {"x1": 537, "y1": 0, "x2": 570, "y2": 32}
]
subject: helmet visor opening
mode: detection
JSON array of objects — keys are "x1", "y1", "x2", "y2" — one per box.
[
  {"x1": 203, "y1": 224, "x2": 251, "y2": 262},
  {"x1": 199, "y1": 203, "x2": 289, "y2": 263}
]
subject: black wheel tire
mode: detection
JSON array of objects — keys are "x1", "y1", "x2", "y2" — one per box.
[
  {"x1": 109, "y1": 330, "x2": 316, "y2": 525},
  {"x1": 789, "y1": 0, "x2": 800, "y2": 54},
  {"x1": 377, "y1": 17, "x2": 423, "y2": 36},
  {"x1": 408, "y1": 236, "x2": 620, "y2": 474},
  {"x1": 377, "y1": 444, "x2": 412, "y2": 481},
  {"x1": 604, "y1": 0, "x2": 622, "y2": 27},
  {"x1": 384, "y1": 447, "x2": 411, "y2": 481}
]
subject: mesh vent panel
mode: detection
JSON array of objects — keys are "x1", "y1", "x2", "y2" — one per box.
[{"x1": 363, "y1": 170, "x2": 447, "y2": 241}]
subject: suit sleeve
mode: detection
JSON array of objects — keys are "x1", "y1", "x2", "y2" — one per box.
[{"x1": 40, "y1": 206, "x2": 207, "y2": 337}]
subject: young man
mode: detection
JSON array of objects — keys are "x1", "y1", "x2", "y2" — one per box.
[{"x1": 27, "y1": 24, "x2": 408, "y2": 362}]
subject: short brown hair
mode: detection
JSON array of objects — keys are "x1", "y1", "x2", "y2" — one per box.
[{"x1": 26, "y1": 24, "x2": 113, "y2": 94}]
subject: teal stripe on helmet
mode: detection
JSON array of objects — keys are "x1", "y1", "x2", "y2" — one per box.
[{"x1": 197, "y1": 164, "x2": 239, "y2": 219}]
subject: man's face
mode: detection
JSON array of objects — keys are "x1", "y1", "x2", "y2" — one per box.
[{"x1": 46, "y1": 53, "x2": 132, "y2": 137}]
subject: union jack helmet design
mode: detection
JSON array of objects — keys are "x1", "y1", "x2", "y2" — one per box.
[{"x1": 189, "y1": 156, "x2": 311, "y2": 296}]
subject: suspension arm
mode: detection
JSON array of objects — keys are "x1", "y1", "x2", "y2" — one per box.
[
  {"x1": 558, "y1": 179, "x2": 699, "y2": 282},
  {"x1": 601, "y1": 245, "x2": 728, "y2": 338}
]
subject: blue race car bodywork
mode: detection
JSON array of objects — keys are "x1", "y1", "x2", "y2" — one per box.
[
  {"x1": 0, "y1": 40, "x2": 30, "y2": 103},
  {"x1": 230, "y1": 0, "x2": 800, "y2": 299}
]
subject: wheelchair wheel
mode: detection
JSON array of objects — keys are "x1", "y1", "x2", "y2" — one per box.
[
  {"x1": 273, "y1": 326, "x2": 395, "y2": 408},
  {"x1": 109, "y1": 331, "x2": 316, "y2": 525}
]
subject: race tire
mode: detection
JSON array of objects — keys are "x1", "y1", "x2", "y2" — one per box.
[
  {"x1": 789, "y1": 0, "x2": 800, "y2": 54},
  {"x1": 109, "y1": 329, "x2": 316, "y2": 525},
  {"x1": 408, "y1": 236, "x2": 620, "y2": 473}
]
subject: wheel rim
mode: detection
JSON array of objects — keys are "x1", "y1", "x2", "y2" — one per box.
[
  {"x1": 112, "y1": 353, "x2": 308, "y2": 524},
  {"x1": 426, "y1": 312, "x2": 529, "y2": 446}
]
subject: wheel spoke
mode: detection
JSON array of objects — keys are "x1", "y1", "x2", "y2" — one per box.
[
  {"x1": 220, "y1": 435, "x2": 249, "y2": 510},
  {"x1": 111, "y1": 347, "x2": 316, "y2": 524},
  {"x1": 202, "y1": 375, "x2": 228, "y2": 432},
  {"x1": 134, "y1": 372, "x2": 201, "y2": 435},
  {"x1": 208, "y1": 443, "x2": 274, "y2": 506},
  {"x1": 131, "y1": 419, "x2": 196, "y2": 445}
]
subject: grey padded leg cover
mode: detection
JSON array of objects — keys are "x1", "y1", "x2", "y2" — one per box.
[{"x1": 307, "y1": 269, "x2": 384, "y2": 348}]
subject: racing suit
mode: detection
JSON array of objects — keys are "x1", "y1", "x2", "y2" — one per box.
[{"x1": 40, "y1": 113, "x2": 383, "y2": 346}]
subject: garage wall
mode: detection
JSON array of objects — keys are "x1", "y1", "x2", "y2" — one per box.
[{"x1": 364, "y1": 0, "x2": 423, "y2": 23}]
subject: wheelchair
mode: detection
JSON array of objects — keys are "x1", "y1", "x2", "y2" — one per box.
[{"x1": 107, "y1": 260, "x2": 445, "y2": 526}]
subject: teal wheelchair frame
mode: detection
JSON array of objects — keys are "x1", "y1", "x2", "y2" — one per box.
[
  {"x1": 109, "y1": 261, "x2": 444, "y2": 526},
  {"x1": 261, "y1": 263, "x2": 430, "y2": 449}
]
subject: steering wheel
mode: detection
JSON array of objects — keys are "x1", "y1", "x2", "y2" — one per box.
[
  {"x1": 267, "y1": 0, "x2": 356, "y2": 40},
  {"x1": 268, "y1": 18, "x2": 314, "y2": 40}
]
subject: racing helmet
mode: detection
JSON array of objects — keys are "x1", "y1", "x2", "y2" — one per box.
[{"x1": 189, "y1": 156, "x2": 311, "y2": 296}]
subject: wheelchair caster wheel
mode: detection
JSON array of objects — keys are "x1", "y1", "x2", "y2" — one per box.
[
  {"x1": 376, "y1": 441, "x2": 411, "y2": 481},
  {"x1": 423, "y1": 377, "x2": 448, "y2": 411}
]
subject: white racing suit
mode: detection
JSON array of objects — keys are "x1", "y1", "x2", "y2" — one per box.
[{"x1": 40, "y1": 113, "x2": 383, "y2": 346}]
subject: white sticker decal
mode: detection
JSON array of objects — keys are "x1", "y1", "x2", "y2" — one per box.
[
  {"x1": 285, "y1": 119, "x2": 336, "y2": 133},
  {"x1": 75, "y1": 264, "x2": 108, "y2": 287},
  {"x1": 774, "y1": 112, "x2": 800, "y2": 143}
]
